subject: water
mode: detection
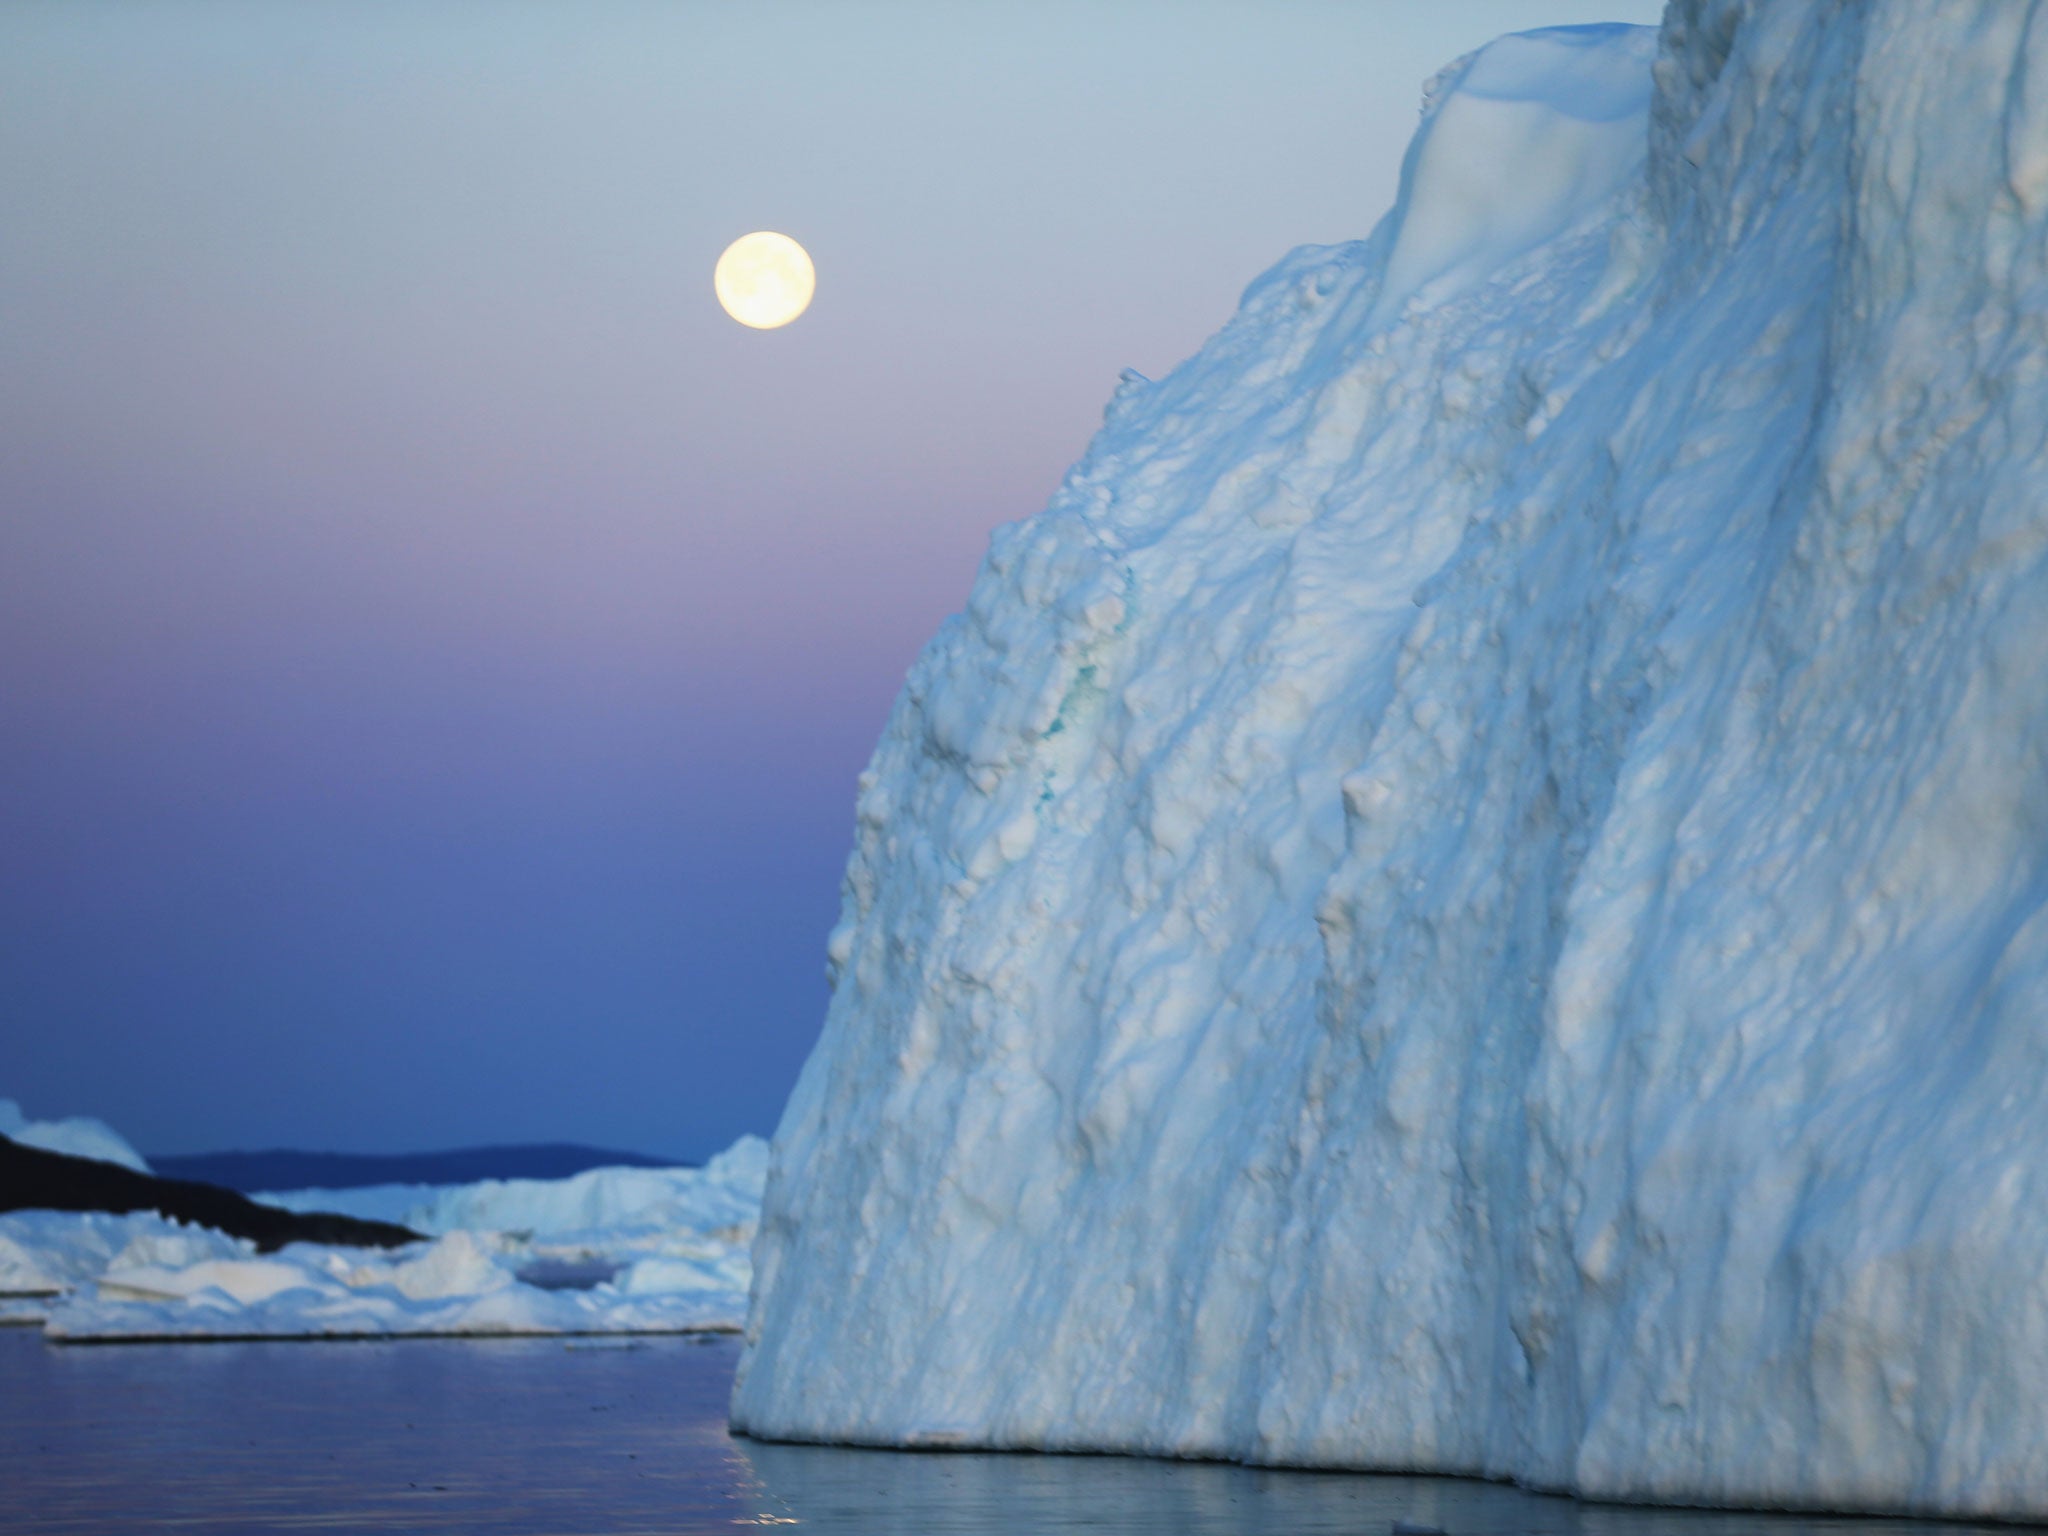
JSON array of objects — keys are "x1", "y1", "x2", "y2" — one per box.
[{"x1": 0, "y1": 1327, "x2": 2019, "y2": 1534}]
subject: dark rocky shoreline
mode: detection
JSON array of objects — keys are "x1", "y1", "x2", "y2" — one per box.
[{"x1": 0, "y1": 1136, "x2": 420, "y2": 1252}]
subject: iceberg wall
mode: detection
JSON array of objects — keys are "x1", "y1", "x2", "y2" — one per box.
[{"x1": 734, "y1": 0, "x2": 2048, "y2": 1518}]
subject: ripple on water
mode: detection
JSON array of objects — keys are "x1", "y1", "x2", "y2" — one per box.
[{"x1": 0, "y1": 1330, "x2": 2021, "y2": 1534}]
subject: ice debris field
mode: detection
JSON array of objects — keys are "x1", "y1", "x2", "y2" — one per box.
[
  {"x1": 0, "y1": 1100, "x2": 765, "y2": 1340},
  {"x1": 737, "y1": 0, "x2": 2048, "y2": 1523}
]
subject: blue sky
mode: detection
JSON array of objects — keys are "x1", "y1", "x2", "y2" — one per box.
[{"x1": 0, "y1": 0, "x2": 1660, "y2": 1159}]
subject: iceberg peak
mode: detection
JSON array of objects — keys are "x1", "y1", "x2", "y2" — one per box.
[{"x1": 1369, "y1": 23, "x2": 1656, "y2": 328}]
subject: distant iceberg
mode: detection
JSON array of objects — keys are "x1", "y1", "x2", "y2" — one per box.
[
  {"x1": 1, "y1": 1098, "x2": 151, "y2": 1174},
  {"x1": 0, "y1": 1121, "x2": 767, "y2": 1339},
  {"x1": 735, "y1": 2, "x2": 2048, "y2": 1520}
]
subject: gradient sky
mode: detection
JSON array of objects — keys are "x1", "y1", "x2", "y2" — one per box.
[{"x1": 1, "y1": 0, "x2": 1662, "y2": 1161}]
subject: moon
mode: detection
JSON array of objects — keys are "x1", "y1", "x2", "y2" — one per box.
[{"x1": 714, "y1": 232, "x2": 815, "y2": 329}]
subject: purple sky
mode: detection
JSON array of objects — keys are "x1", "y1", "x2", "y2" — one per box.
[{"x1": 1, "y1": 0, "x2": 1660, "y2": 1160}]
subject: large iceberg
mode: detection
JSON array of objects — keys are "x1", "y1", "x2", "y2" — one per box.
[{"x1": 734, "y1": 1, "x2": 2048, "y2": 1520}]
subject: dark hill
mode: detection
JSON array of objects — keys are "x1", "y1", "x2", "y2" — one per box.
[
  {"x1": 151, "y1": 1142, "x2": 692, "y2": 1193},
  {"x1": 0, "y1": 1136, "x2": 420, "y2": 1252}
]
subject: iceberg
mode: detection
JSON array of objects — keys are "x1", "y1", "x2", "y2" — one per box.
[
  {"x1": 254, "y1": 1134, "x2": 766, "y2": 1240},
  {"x1": 38, "y1": 1221, "x2": 750, "y2": 1341},
  {"x1": 0, "y1": 1129, "x2": 768, "y2": 1340},
  {"x1": 0, "y1": 1098, "x2": 151, "y2": 1174},
  {"x1": 734, "y1": 1, "x2": 2048, "y2": 1520}
]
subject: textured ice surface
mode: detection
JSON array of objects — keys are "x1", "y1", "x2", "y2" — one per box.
[
  {"x1": 1371, "y1": 24, "x2": 1656, "y2": 328},
  {"x1": 2, "y1": 1136, "x2": 766, "y2": 1338},
  {"x1": 0, "y1": 1098, "x2": 151, "y2": 1174},
  {"x1": 735, "y1": 2, "x2": 2048, "y2": 1519},
  {"x1": 256, "y1": 1135, "x2": 766, "y2": 1239}
]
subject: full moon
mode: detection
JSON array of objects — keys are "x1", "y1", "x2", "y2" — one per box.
[{"x1": 714, "y1": 231, "x2": 815, "y2": 329}]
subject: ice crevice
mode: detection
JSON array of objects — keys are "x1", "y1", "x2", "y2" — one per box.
[{"x1": 735, "y1": 2, "x2": 2048, "y2": 1519}]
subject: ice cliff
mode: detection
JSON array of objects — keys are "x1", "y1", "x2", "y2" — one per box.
[{"x1": 733, "y1": 1, "x2": 2048, "y2": 1519}]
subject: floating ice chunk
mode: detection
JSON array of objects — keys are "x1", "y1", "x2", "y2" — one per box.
[
  {"x1": 0, "y1": 1211, "x2": 215, "y2": 1297},
  {"x1": 0, "y1": 1233, "x2": 63, "y2": 1295},
  {"x1": 105, "y1": 1224, "x2": 243, "y2": 1273},
  {"x1": 340, "y1": 1230, "x2": 515, "y2": 1301},
  {"x1": 98, "y1": 1257, "x2": 318, "y2": 1307},
  {"x1": 613, "y1": 1251, "x2": 743, "y2": 1297}
]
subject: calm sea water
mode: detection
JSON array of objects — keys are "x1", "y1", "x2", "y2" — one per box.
[{"x1": 0, "y1": 1326, "x2": 2017, "y2": 1535}]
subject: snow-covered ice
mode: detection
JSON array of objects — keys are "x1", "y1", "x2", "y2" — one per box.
[
  {"x1": 735, "y1": 1, "x2": 2048, "y2": 1520},
  {"x1": 1, "y1": 1130, "x2": 766, "y2": 1339},
  {"x1": 1371, "y1": 24, "x2": 1655, "y2": 329},
  {"x1": 254, "y1": 1141, "x2": 764, "y2": 1242},
  {"x1": 1, "y1": 1098, "x2": 151, "y2": 1174}
]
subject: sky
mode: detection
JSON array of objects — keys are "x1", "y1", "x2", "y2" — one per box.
[{"x1": 0, "y1": 0, "x2": 1663, "y2": 1161}]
